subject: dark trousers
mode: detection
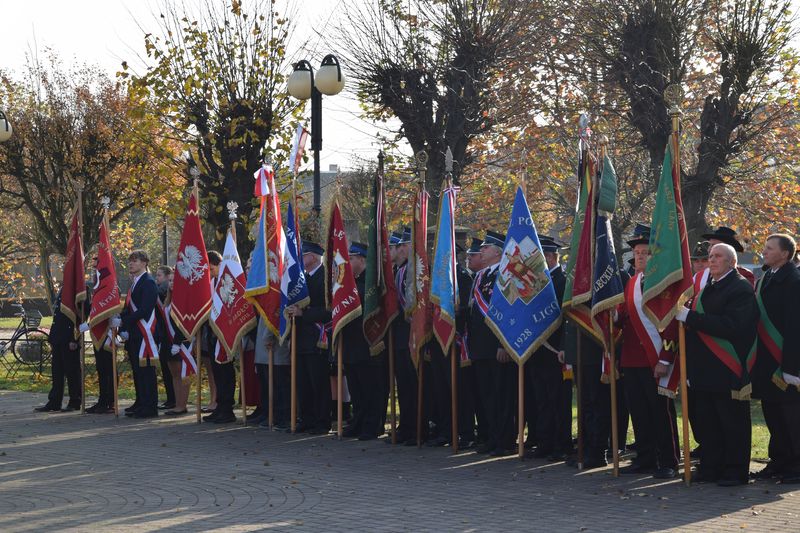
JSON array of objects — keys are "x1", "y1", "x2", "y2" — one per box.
[
  {"x1": 395, "y1": 348, "x2": 418, "y2": 441},
  {"x1": 211, "y1": 359, "x2": 236, "y2": 414},
  {"x1": 524, "y1": 360, "x2": 537, "y2": 446},
  {"x1": 346, "y1": 363, "x2": 384, "y2": 438},
  {"x1": 615, "y1": 376, "x2": 630, "y2": 449},
  {"x1": 623, "y1": 367, "x2": 680, "y2": 469},
  {"x1": 129, "y1": 352, "x2": 157, "y2": 413},
  {"x1": 694, "y1": 388, "x2": 751, "y2": 480},
  {"x1": 762, "y1": 399, "x2": 800, "y2": 474},
  {"x1": 579, "y1": 362, "x2": 611, "y2": 461},
  {"x1": 256, "y1": 363, "x2": 290, "y2": 425},
  {"x1": 473, "y1": 358, "x2": 517, "y2": 451},
  {"x1": 556, "y1": 376, "x2": 573, "y2": 453},
  {"x1": 48, "y1": 342, "x2": 82, "y2": 407},
  {"x1": 458, "y1": 363, "x2": 479, "y2": 441},
  {"x1": 159, "y1": 354, "x2": 175, "y2": 406},
  {"x1": 95, "y1": 348, "x2": 114, "y2": 407},
  {"x1": 530, "y1": 360, "x2": 563, "y2": 453},
  {"x1": 297, "y1": 351, "x2": 331, "y2": 430},
  {"x1": 429, "y1": 348, "x2": 452, "y2": 439}
]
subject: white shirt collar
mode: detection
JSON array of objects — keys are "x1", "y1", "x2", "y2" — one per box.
[
  {"x1": 130, "y1": 271, "x2": 145, "y2": 291},
  {"x1": 712, "y1": 268, "x2": 734, "y2": 283},
  {"x1": 307, "y1": 263, "x2": 322, "y2": 277}
]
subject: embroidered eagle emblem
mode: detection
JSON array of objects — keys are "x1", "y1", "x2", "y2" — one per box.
[
  {"x1": 177, "y1": 245, "x2": 208, "y2": 285},
  {"x1": 218, "y1": 272, "x2": 238, "y2": 306}
]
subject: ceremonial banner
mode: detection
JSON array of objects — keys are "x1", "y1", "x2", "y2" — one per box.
[
  {"x1": 171, "y1": 190, "x2": 213, "y2": 339},
  {"x1": 325, "y1": 202, "x2": 361, "y2": 344},
  {"x1": 642, "y1": 140, "x2": 693, "y2": 330},
  {"x1": 253, "y1": 163, "x2": 274, "y2": 198},
  {"x1": 210, "y1": 230, "x2": 257, "y2": 362},
  {"x1": 409, "y1": 185, "x2": 432, "y2": 364},
  {"x1": 245, "y1": 170, "x2": 285, "y2": 335},
  {"x1": 88, "y1": 214, "x2": 123, "y2": 350},
  {"x1": 430, "y1": 185, "x2": 458, "y2": 354},
  {"x1": 61, "y1": 207, "x2": 86, "y2": 326},
  {"x1": 363, "y1": 173, "x2": 399, "y2": 355},
  {"x1": 289, "y1": 124, "x2": 309, "y2": 177},
  {"x1": 590, "y1": 215, "x2": 625, "y2": 351},
  {"x1": 486, "y1": 187, "x2": 562, "y2": 363},
  {"x1": 279, "y1": 201, "x2": 310, "y2": 342}
]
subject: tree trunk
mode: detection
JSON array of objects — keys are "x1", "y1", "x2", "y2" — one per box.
[{"x1": 38, "y1": 243, "x2": 56, "y2": 307}]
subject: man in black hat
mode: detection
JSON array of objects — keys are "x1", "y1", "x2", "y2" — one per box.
[
  {"x1": 526, "y1": 235, "x2": 571, "y2": 459},
  {"x1": 676, "y1": 242, "x2": 758, "y2": 486},
  {"x1": 469, "y1": 230, "x2": 516, "y2": 456},
  {"x1": 702, "y1": 226, "x2": 755, "y2": 287},
  {"x1": 750, "y1": 234, "x2": 800, "y2": 483},
  {"x1": 342, "y1": 242, "x2": 385, "y2": 440},
  {"x1": 286, "y1": 241, "x2": 333, "y2": 434},
  {"x1": 617, "y1": 226, "x2": 679, "y2": 479}
]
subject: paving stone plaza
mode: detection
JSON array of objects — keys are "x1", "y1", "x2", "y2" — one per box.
[{"x1": 1, "y1": 390, "x2": 799, "y2": 532}]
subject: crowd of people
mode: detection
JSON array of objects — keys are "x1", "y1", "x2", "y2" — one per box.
[{"x1": 33, "y1": 223, "x2": 800, "y2": 487}]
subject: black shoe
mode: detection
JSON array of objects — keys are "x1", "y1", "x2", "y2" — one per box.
[
  {"x1": 458, "y1": 438, "x2": 476, "y2": 450},
  {"x1": 158, "y1": 402, "x2": 175, "y2": 410},
  {"x1": 582, "y1": 457, "x2": 608, "y2": 469},
  {"x1": 546, "y1": 452, "x2": 568, "y2": 462},
  {"x1": 403, "y1": 438, "x2": 418, "y2": 446},
  {"x1": 34, "y1": 404, "x2": 61, "y2": 412},
  {"x1": 653, "y1": 467, "x2": 677, "y2": 479},
  {"x1": 490, "y1": 448, "x2": 511, "y2": 457},
  {"x1": 477, "y1": 443, "x2": 495, "y2": 454},
  {"x1": 134, "y1": 410, "x2": 158, "y2": 419},
  {"x1": 619, "y1": 462, "x2": 655, "y2": 475},
  {"x1": 717, "y1": 477, "x2": 749, "y2": 487},
  {"x1": 86, "y1": 403, "x2": 113, "y2": 414},
  {"x1": 752, "y1": 462, "x2": 784, "y2": 479},
  {"x1": 780, "y1": 472, "x2": 800, "y2": 484},
  {"x1": 124, "y1": 404, "x2": 140, "y2": 413},
  {"x1": 247, "y1": 413, "x2": 268, "y2": 425},
  {"x1": 308, "y1": 426, "x2": 331, "y2": 435},
  {"x1": 531, "y1": 447, "x2": 552, "y2": 459},
  {"x1": 213, "y1": 413, "x2": 237, "y2": 424},
  {"x1": 124, "y1": 410, "x2": 137, "y2": 417},
  {"x1": 342, "y1": 426, "x2": 360, "y2": 438},
  {"x1": 62, "y1": 404, "x2": 79, "y2": 412},
  {"x1": 692, "y1": 469, "x2": 719, "y2": 483},
  {"x1": 203, "y1": 412, "x2": 220, "y2": 422},
  {"x1": 426, "y1": 436, "x2": 449, "y2": 447},
  {"x1": 690, "y1": 446, "x2": 702, "y2": 459},
  {"x1": 358, "y1": 433, "x2": 377, "y2": 441}
]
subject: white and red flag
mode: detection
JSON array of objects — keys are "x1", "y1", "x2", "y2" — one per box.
[
  {"x1": 210, "y1": 230, "x2": 257, "y2": 363},
  {"x1": 171, "y1": 189, "x2": 213, "y2": 339},
  {"x1": 325, "y1": 202, "x2": 362, "y2": 344},
  {"x1": 87, "y1": 213, "x2": 123, "y2": 350},
  {"x1": 289, "y1": 124, "x2": 309, "y2": 177}
]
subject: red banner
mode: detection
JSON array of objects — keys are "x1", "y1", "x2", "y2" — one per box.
[
  {"x1": 88, "y1": 214, "x2": 123, "y2": 350},
  {"x1": 61, "y1": 207, "x2": 86, "y2": 328},
  {"x1": 409, "y1": 186, "x2": 432, "y2": 364},
  {"x1": 326, "y1": 202, "x2": 362, "y2": 344},
  {"x1": 170, "y1": 190, "x2": 213, "y2": 339}
]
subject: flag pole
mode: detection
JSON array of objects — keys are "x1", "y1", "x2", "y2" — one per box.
[
  {"x1": 290, "y1": 176, "x2": 297, "y2": 434},
  {"x1": 337, "y1": 336, "x2": 343, "y2": 440},
  {"x1": 518, "y1": 162, "x2": 529, "y2": 461},
  {"x1": 100, "y1": 197, "x2": 119, "y2": 419},
  {"x1": 576, "y1": 329, "x2": 584, "y2": 470},
  {"x1": 75, "y1": 180, "x2": 86, "y2": 415},
  {"x1": 451, "y1": 343, "x2": 458, "y2": 454},
  {"x1": 664, "y1": 83, "x2": 691, "y2": 486},
  {"x1": 227, "y1": 202, "x2": 247, "y2": 426},
  {"x1": 417, "y1": 353, "x2": 424, "y2": 447},
  {"x1": 608, "y1": 313, "x2": 620, "y2": 476},
  {"x1": 389, "y1": 329, "x2": 397, "y2": 444},
  {"x1": 191, "y1": 179, "x2": 203, "y2": 425},
  {"x1": 269, "y1": 345, "x2": 275, "y2": 429}
]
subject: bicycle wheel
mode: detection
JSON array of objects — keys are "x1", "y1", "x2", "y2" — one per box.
[{"x1": 11, "y1": 328, "x2": 52, "y2": 366}]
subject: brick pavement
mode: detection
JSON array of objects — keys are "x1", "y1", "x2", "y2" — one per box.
[{"x1": 1, "y1": 389, "x2": 798, "y2": 532}]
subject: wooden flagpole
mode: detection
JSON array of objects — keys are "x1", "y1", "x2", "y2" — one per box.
[
  {"x1": 337, "y1": 336, "x2": 343, "y2": 439},
  {"x1": 76, "y1": 181, "x2": 86, "y2": 415},
  {"x1": 417, "y1": 353, "x2": 424, "y2": 447},
  {"x1": 191, "y1": 179, "x2": 203, "y2": 425},
  {"x1": 290, "y1": 319, "x2": 296, "y2": 432},
  {"x1": 227, "y1": 202, "x2": 247, "y2": 427},
  {"x1": 518, "y1": 363, "x2": 525, "y2": 460},
  {"x1": 101, "y1": 197, "x2": 119, "y2": 419},
  {"x1": 451, "y1": 343, "x2": 459, "y2": 454},
  {"x1": 269, "y1": 345, "x2": 275, "y2": 429},
  {"x1": 576, "y1": 329, "x2": 584, "y2": 469},
  {"x1": 609, "y1": 314, "x2": 620, "y2": 476},
  {"x1": 389, "y1": 330, "x2": 397, "y2": 444}
]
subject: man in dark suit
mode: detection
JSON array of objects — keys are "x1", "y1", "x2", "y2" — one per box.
[
  {"x1": 469, "y1": 230, "x2": 516, "y2": 456},
  {"x1": 750, "y1": 233, "x2": 800, "y2": 483},
  {"x1": 286, "y1": 241, "x2": 333, "y2": 434},
  {"x1": 677, "y1": 242, "x2": 759, "y2": 486},
  {"x1": 526, "y1": 236, "x2": 569, "y2": 460},
  {"x1": 35, "y1": 289, "x2": 83, "y2": 412},
  {"x1": 342, "y1": 242, "x2": 385, "y2": 440},
  {"x1": 117, "y1": 249, "x2": 160, "y2": 419}
]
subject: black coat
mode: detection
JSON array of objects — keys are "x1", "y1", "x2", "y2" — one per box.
[
  {"x1": 455, "y1": 266, "x2": 473, "y2": 334},
  {"x1": 342, "y1": 271, "x2": 381, "y2": 365},
  {"x1": 296, "y1": 265, "x2": 331, "y2": 354},
  {"x1": 751, "y1": 262, "x2": 800, "y2": 401},
  {"x1": 49, "y1": 290, "x2": 82, "y2": 346},
  {"x1": 685, "y1": 270, "x2": 759, "y2": 393},
  {"x1": 466, "y1": 264, "x2": 501, "y2": 360},
  {"x1": 120, "y1": 272, "x2": 158, "y2": 356},
  {"x1": 531, "y1": 265, "x2": 566, "y2": 367},
  {"x1": 391, "y1": 260, "x2": 411, "y2": 352}
]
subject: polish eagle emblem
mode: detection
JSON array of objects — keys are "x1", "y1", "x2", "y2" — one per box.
[
  {"x1": 218, "y1": 272, "x2": 238, "y2": 306},
  {"x1": 177, "y1": 245, "x2": 208, "y2": 285}
]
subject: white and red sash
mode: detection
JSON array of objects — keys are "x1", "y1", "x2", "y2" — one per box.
[
  {"x1": 178, "y1": 340, "x2": 197, "y2": 380},
  {"x1": 626, "y1": 272, "x2": 680, "y2": 397},
  {"x1": 470, "y1": 268, "x2": 491, "y2": 317},
  {"x1": 693, "y1": 268, "x2": 710, "y2": 295},
  {"x1": 157, "y1": 300, "x2": 175, "y2": 345},
  {"x1": 126, "y1": 289, "x2": 159, "y2": 366}
]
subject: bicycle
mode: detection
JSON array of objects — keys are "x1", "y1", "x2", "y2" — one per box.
[{"x1": 0, "y1": 303, "x2": 51, "y2": 377}]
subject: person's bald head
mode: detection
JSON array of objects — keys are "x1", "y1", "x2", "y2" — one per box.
[{"x1": 708, "y1": 243, "x2": 737, "y2": 279}]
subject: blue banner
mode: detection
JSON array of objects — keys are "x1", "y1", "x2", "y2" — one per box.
[
  {"x1": 589, "y1": 213, "x2": 625, "y2": 348},
  {"x1": 279, "y1": 201, "x2": 310, "y2": 341},
  {"x1": 430, "y1": 186, "x2": 458, "y2": 353},
  {"x1": 486, "y1": 187, "x2": 561, "y2": 363}
]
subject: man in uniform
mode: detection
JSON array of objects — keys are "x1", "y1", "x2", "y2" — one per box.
[
  {"x1": 691, "y1": 241, "x2": 710, "y2": 275},
  {"x1": 83, "y1": 253, "x2": 115, "y2": 414},
  {"x1": 35, "y1": 288, "x2": 83, "y2": 412},
  {"x1": 469, "y1": 230, "x2": 516, "y2": 456},
  {"x1": 286, "y1": 241, "x2": 332, "y2": 434},
  {"x1": 617, "y1": 228, "x2": 679, "y2": 478},
  {"x1": 750, "y1": 234, "x2": 800, "y2": 483},
  {"x1": 702, "y1": 226, "x2": 755, "y2": 286},
  {"x1": 342, "y1": 242, "x2": 385, "y2": 440},
  {"x1": 117, "y1": 250, "x2": 159, "y2": 418},
  {"x1": 458, "y1": 237, "x2": 486, "y2": 447},
  {"x1": 676, "y1": 243, "x2": 759, "y2": 486}
]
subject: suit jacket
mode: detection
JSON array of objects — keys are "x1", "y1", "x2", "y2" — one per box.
[
  {"x1": 49, "y1": 289, "x2": 81, "y2": 346},
  {"x1": 467, "y1": 263, "x2": 501, "y2": 360},
  {"x1": 751, "y1": 262, "x2": 800, "y2": 401},
  {"x1": 342, "y1": 271, "x2": 381, "y2": 365},
  {"x1": 391, "y1": 260, "x2": 411, "y2": 352},
  {"x1": 296, "y1": 265, "x2": 331, "y2": 354},
  {"x1": 455, "y1": 266, "x2": 473, "y2": 334},
  {"x1": 531, "y1": 264, "x2": 566, "y2": 367},
  {"x1": 121, "y1": 272, "x2": 158, "y2": 356},
  {"x1": 685, "y1": 270, "x2": 759, "y2": 393}
]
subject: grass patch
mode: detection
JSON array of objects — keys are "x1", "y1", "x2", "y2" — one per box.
[{"x1": 0, "y1": 316, "x2": 53, "y2": 330}]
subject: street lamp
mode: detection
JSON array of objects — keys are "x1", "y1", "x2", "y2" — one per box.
[
  {"x1": 0, "y1": 110, "x2": 12, "y2": 143},
  {"x1": 287, "y1": 54, "x2": 345, "y2": 214}
]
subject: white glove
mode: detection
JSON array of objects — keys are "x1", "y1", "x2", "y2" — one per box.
[
  {"x1": 109, "y1": 317, "x2": 122, "y2": 328},
  {"x1": 171, "y1": 344, "x2": 180, "y2": 355},
  {"x1": 675, "y1": 307, "x2": 690, "y2": 322},
  {"x1": 783, "y1": 372, "x2": 800, "y2": 387},
  {"x1": 78, "y1": 322, "x2": 90, "y2": 333},
  {"x1": 119, "y1": 331, "x2": 129, "y2": 341}
]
